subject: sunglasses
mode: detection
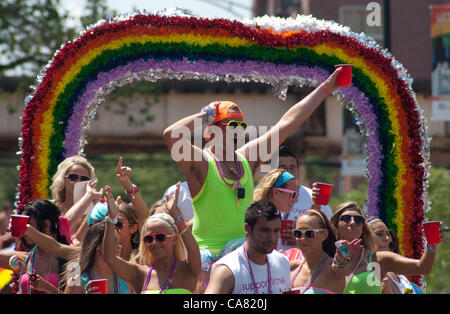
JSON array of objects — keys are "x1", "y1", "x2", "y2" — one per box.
[
  {"x1": 275, "y1": 187, "x2": 298, "y2": 199},
  {"x1": 143, "y1": 233, "x2": 174, "y2": 244},
  {"x1": 115, "y1": 221, "x2": 133, "y2": 231},
  {"x1": 340, "y1": 214, "x2": 365, "y2": 225},
  {"x1": 218, "y1": 120, "x2": 248, "y2": 130},
  {"x1": 66, "y1": 173, "x2": 90, "y2": 182},
  {"x1": 292, "y1": 228, "x2": 324, "y2": 239}
]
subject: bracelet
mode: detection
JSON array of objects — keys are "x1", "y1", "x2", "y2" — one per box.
[
  {"x1": 125, "y1": 184, "x2": 139, "y2": 199},
  {"x1": 333, "y1": 256, "x2": 349, "y2": 266},
  {"x1": 105, "y1": 216, "x2": 118, "y2": 224},
  {"x1": 426, "y1": 243, "x2": 436, "y2": 252},
  {"x1": 178, "y1": 224, "x2": 189, "y2": 235},
  {"x1": 179, "y1": 225, "x2": 189, "y2": 235},
  {"x1": 320, "y1": 82, "x2": 331, "y2": 95},
  {"x1": 174, "y1": 215, "x2": 184, "y2": 225}
]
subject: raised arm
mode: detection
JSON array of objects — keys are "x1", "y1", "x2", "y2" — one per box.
[
  {"x1": 163, "y1": 110, "x2": 209, "y2": 196},
  {"x1": 165, "y1": 182, "x2": 201, "y2": 279},
  {"x1": 102, "y1": 185, "x2": 148, "y2": 292},
  {"x1": 64, "y1": 180, "x2": 103, "y2": 232},
  {"x1": 23, "y1": 224, "x2": 79, "y2": 260},
  {"x1": 239, "y1": 68, "x2": 342, "y2": 167},
  {"x1": 377, "y1": 246, "x2": 437, "y2": 278},
  {"x1": 116, "y1": 156, "x2": 149, "y2": 226}
]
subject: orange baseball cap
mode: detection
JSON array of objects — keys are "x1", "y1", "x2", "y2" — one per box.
[
  {"x1": 214, "y1": 101, "x2": 244, "y2": 123},
  {"x1": 205, "y1": 101, "x2": 244, "y2": 141}
]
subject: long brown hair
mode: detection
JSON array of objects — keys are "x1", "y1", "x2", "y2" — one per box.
[{"x1": 330, "y1": 201, "x2": 376, "y2": 252}]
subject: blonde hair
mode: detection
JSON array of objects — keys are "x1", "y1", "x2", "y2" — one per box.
[
  {"x1": 330, "y1": 201, "x2": 377, "y2": 251},
  {"x1": 253, "y1": 169, "x2": 289, "y2": 202},
  {"x1": 137, "y1": 213, "x2": 188, "y2": 266},
  {"x1": 50, "y1": 156, "x2": 96, "y2": 206}
]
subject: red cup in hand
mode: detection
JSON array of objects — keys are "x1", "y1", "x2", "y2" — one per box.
[
  {"x1": 10, "y1": 214, "x2": 29, "y2": 237},
  {"x1": 88, "y1": 279, "x2": 107, "y2": 294},
  {"x1": 334, "y1": 64, "x2": 352, "y2": 86},
  {"x1": 313, "y1": 183, "x2": 333, "y2": 205},
  {"x1": 423, "y1": 221, "x2": 442, "y2": 245}
]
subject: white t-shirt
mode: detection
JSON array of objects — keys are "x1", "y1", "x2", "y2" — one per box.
[
  {"x1": 163, "y1": 181, "x2": 194, "y2": 221},
  {"x1": 211, "y1": 244, "x2": 290, "y2": 294},
  {"x1": 277, "y1": 185, "x2": 332, "y2": 251}
]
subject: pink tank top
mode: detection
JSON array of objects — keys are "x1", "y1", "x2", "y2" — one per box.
[{"x1": 18, "y1": 273, "x2": 59, "y2": 294}]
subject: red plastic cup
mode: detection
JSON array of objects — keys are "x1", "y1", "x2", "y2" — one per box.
[
  {"x1": 88, "y1": 279, "x2": 107, "y2": 294},
  {"x1": 334, "y1": 64, "x2": 352, "y2": 86},
  {"x1": 314, "y1": 182, "x2": 333, "y2": 205},
  {"x1": 281, "y1": 220, "x2": 295, "y2": 240},
  {"x1": 423, "y1": 221, "x2": 442, "y2": 245},
  {"x1": 10, "y1": 214, "x2": 29, "y2": 237}
]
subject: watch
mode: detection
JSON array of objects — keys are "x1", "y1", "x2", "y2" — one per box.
[{"x1": 105, "y1": 216, "x2": 118, "y2": 224}]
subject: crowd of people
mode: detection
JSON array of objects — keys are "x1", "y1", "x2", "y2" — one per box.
[{"x1": 0, "y1": 68, "x2": 445, "y2": 294}]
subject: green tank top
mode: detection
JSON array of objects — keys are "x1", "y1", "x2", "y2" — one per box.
[
  {"x1": 191, "y1": 150, "x2": 253, "y2": 253},
  {"x1": 344, "y1": 251, "x2": 381, "y2": 294}
]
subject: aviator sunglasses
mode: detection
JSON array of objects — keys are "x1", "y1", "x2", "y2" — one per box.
[
  {"x1": 340, "y1": 214, "x2": 365, "y2": 225},
  {"x1": 66, "y1": 173, "x2": 90, "y2": 182},
  {"x1": 292, "y1": 228, "x2": 324, "y2": 239},
  {"x1": 218, "y1": 120, "x2": 248, "y2": 130},
  {"x1": 143, "y1": 233, "x2": 174, "y2": 244}
]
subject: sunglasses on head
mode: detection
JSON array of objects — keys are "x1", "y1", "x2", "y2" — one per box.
[
  {"x1": 275, "y1": 187, "x2": 298, "y2": 199},
  {"x1": 143, "y1": 233, "x2": 174, "y2": 244},
  {"x1": 292, "y1": 228, "x2": 324, "y2": 239},
  {"x1": 218, "y1": 120, "x2": 248, "y2": 130},
  {"x1": 340, "y1": 214, "x2": 365, "y2": 224},
  {"x1": 67, "y1": 173, "x2": 90, "y2": 182}
]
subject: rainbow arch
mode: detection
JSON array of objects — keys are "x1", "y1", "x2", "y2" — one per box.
[{"x1": 18, "y1": 11, "x2": 430, "y2": 264}]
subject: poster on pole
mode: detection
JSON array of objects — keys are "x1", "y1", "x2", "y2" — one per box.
[{"x1": 431, "y1": 5, "x2": 450, "y2": 121}]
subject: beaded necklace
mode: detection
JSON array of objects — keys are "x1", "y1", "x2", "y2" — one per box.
[{"x1": 345, "y1": 248, "x2": 365, "y2": 287}]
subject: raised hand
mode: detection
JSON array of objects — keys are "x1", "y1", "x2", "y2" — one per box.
[
  {"x1": 116, "y1": 156, "x2": 133, "y2": 186},
  {"x1": 104, "y1": 185, "x2": 118, "y2": 219},
  {"x1": 322, "y1": 67, "x2": 344, "y2": 93},
  {"x1": 86, "y1": 180, "x2": 103, "y2": 204},
  {"x1": 164, "y1": 181, "x2": 182, "y2": 218}
]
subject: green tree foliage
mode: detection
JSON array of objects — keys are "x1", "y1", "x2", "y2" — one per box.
[
  {"x1": 0, "y1": 0, "x2": 76, "y2": 76},
  {"x1": 0, "y1": 0, "x2": 116, "y2": 77}
]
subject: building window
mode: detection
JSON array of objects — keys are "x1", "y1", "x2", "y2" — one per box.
[{"x1": 339, "y1": 5, "x2": 384, "y2": 46}]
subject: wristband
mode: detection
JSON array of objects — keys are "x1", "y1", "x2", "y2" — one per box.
[
  {"x1": 179, "y1": 224, "x2": 189, "y2": 235},
  {"x1": 426, "y1": 243, "x2": 436, "y2": 252},
  {"x1": 105, "y1": 216, "x2": 118, "y2": 225},
  {"x1": 125, "y1": 184, "x2": 139, "y2": 199},
  {"x1": 320, "y1": 82, "x2": 331, "y2": 95}
]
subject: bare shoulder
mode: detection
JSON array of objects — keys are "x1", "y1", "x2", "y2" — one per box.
[{"x1": 205, "y1": 264, "x2": 235, "y2": 294}]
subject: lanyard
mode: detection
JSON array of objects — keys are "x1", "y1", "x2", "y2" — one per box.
[
  {"x1": 290, "y1": 254, "x2": 329, "y2": 294},
  {"x1": 243, "y1": 245, "x2": 272, "y2": 294},
  {"x1": 146, "y1": 259, "x2": 178, "y2": 294}
]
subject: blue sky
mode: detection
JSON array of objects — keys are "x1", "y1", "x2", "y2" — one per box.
[{"x1": 64, "y1": 0, "x2": 253, "y2": 27}]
